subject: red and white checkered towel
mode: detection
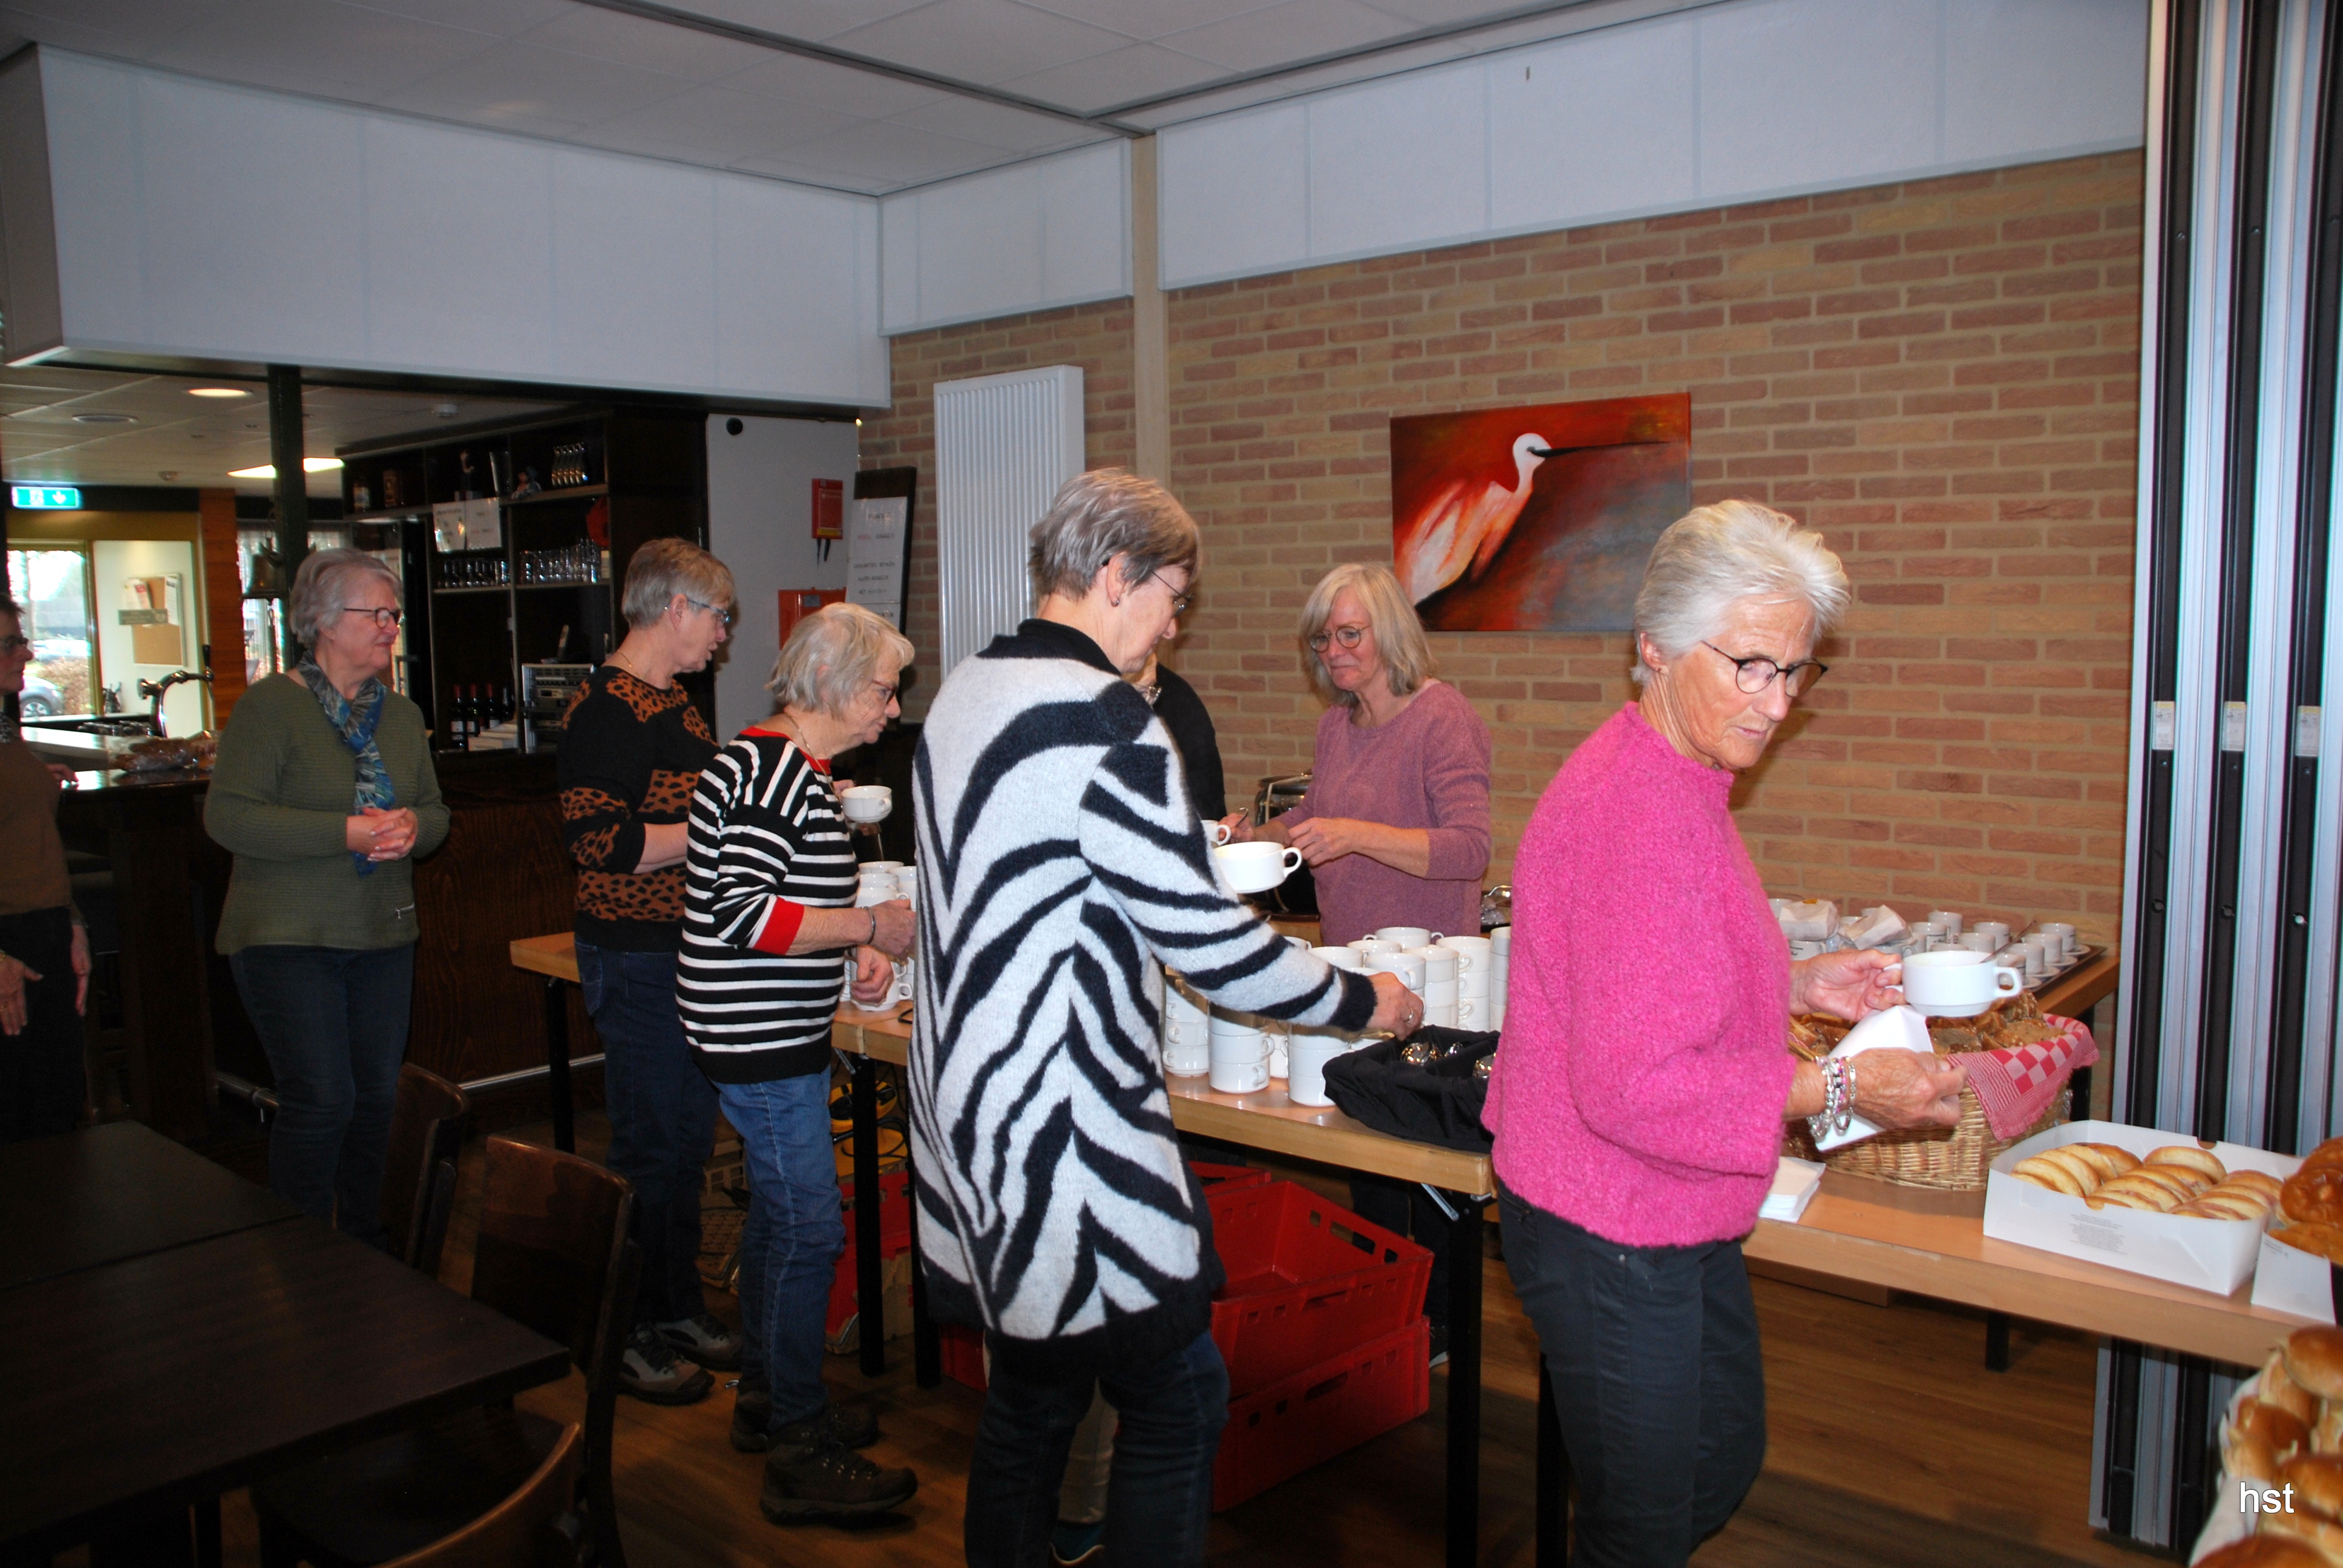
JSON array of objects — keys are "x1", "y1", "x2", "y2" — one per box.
[{"x1": 1962, "y1": 1014, "x2": 2098, "y2": 1140}]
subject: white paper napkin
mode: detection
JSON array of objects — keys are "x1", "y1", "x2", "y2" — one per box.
[
  {"x1": 1810, "y1": 1005, "x2": 1935, "y2": 1151},
  {"x1": 1760, "y1": 1156, "x2": 1825, "y2": 1222}
]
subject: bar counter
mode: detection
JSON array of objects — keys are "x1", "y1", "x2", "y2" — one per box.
[{"x1": 57, "y1": 750, "x2": 592, "y2": 1136}]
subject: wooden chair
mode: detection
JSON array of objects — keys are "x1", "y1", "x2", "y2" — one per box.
[
  {"x1": 254, "y1": 1137, "x2": 638, "y2": 1568},
  {"x1": 381, "y1": 1064, "x2": 470, "y2": 1276},
  {"x1": 376, "y1": 1423, "x2": 584, "y2": 1568}
]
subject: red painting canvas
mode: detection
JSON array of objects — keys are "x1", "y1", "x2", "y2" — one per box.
[{"x1": 1391, "y1": 393, "x2": 1691, "y2": 633}]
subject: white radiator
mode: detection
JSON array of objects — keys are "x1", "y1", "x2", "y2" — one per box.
[{"x1": 934, "y1": 364, "x2": 1086, "y2": 679}]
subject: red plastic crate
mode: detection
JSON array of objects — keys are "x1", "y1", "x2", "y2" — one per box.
[
  {"x1": 1190, "y1": 1161, "x2": 1270, "y2": 1192},
  {"x1": 1204, "y1": 1180, "x2": 1432, "y2": 1395},
  {"x1": 1211, "y1": 1315, "x2": 1430, "y2": 1511},
  {"x1": 940, "y1": 1322, "x2": 986, "y2": 1391}
]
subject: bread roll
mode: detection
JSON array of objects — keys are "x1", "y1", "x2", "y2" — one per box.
[
  {"x1": 2195, "y1": 1534, "x2": 2331, "y2": 1568},
  {"x1": 2082, "y1": 1142, "x2": 2143, "y2": 1176},
  {"x1": 2125, "y1": 1165, "x2": 2203, "y2": 1203},
  {"x1": 2088, "y1": 1189, "x2": 2161, "y2": 1211},
  {"x1": 2259, "y1": 1509, "x2": 2343, "y2": 1561},
  {"x1": 2282, "y1": 1453, "x2": 2343, "y2": 1522},
  {"x1": 2233, "y1": 1397, "x2": 2312, "y2": 1459},
  {"x1": 2266, "y1": 1352, "x2": 2322, "y2": 1425},
  {"x1": 2062, "y1": 1143, "x2": 2125, "y2": 1182},
  {"x1": 2209, "y1": 1179, "x2": 2279, "y2": 1215},
  {"x1": 2013, "y1": 1155, "x2": 2088, "y2": 1198},
  {"x1": 2278, "y1": 1224, "x2": 2343, "y2": 1266},
  {"x1": 2319, "y1": 1404, "x2": 2343, "y2": 1455},
  {"x1": 2289, "y1": 1328, "x2": 2343, "y2": 1403},
  {"x1": 2043, "y1": 1147, "x2": 2106, "y2": 1191},
  {"x1": 2149, "y1": 1144, "x2": 2230, "y2": 1184},
  {"x1": 2097, "y1": 1174, "x2": 2183, "y2": 1212},
  {"x1": 2234, "y1": 1428, "x2": 2284, "y2": 1483},
  {"x1": 2189, "y1": 1193, "x2": 2272, "y2": 1222},
  {"x1": 2301, "y1": 1138, "x2": 2343, "y2": 1175},
  {"x1": 2285, "y1": 1170, "x2": 2343, "y2": 1227},
  {"x1": 2232, "y1": 1170, "x2": 2287, "y2": 1200}
]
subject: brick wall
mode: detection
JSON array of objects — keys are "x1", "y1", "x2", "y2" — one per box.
[
  {"x1": 865, "y1": 152, "x2": 2144, "y2": 939},
  {"x1": 857, "y1": 298, "x2": 1134, "y2": 720}
]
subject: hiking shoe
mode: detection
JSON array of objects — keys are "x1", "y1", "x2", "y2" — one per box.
[
  {"x1": 656, "y1": 1312, "x2": 742, "y2": 1370},
  {"x1": 620, "y1": 1324, "x2": 714, "y2": 1405},
  {"x1": 760, "y1": 1440, "x2": 917, "y2": 1521},
  {"x1": 735, "y1": 1392, "x2": 882, "y2": 1453},
  {"x1": 1052, "y1": 1518, "x2": 1107, "y2": 1564}
]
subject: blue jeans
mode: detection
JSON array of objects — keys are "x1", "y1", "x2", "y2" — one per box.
[
  {"x1": 1499, "y1": 1186, "x2": 1767, "y2": 1568},
  {"x1": 577, "y1": 941, "x2": 717, "y2": 1325},
  {"x1": 718, "y1": 1073, "x2": 845, "y2": 1431},
  {"x1": 965, "y1": 1331, "x2": 1229, "y2": 1568},
  {"x1": 229, "y1": 944, "x2": 415, "y2": 1249}
]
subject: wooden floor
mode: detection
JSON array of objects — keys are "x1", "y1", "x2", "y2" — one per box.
[{"x1": 199, "y1": 1112, "x2": 2161, "y2": 1568}]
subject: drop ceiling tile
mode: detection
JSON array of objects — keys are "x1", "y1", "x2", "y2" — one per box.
[
  {"x1": 1359, "y1": 0, "x2": 1537, "y2": 24},
  {"x1": 517, "y1": 6, "x2": 778, "y2": 80},
  {"x1": 770, "y1": 117, "x2": 1006, "y2": 183},
  {"x1": 384, "y1": 36, "x2": 688, "y2": 131},
  {"x1": 1163, "y1": 0, "x2": 1418, "y2": 71},
  {"x1": 827, "y1": 0, "x2": 1130, "y2": 88},
  {"x1": 656, "y1": 0, "x2": 940, "y2": 46},
  {"x1": 1014, "y1": 0, "x2": 1276, "y2": 44},
  {"x1": 0, "y1": 0, "x2": 228, "y2": 52},
  {"x1": 584, "y1": 85, "x2": 857, "y2": 158},
  {"x1": 719, "y1": 48, "x2": 946, "y2": 116},
  {"x1": 148, "y1": 0, "x2": 495, "y2": 100},
  {"x1": 885, "y1": 93, "x2": 1100, "y2": 152},
  {"x1": 1002, "y1": 41, "x2": 1228, "y2": 112},
  {"x1": 341, "y1": 0, "x2": 569, "y2": 36}
]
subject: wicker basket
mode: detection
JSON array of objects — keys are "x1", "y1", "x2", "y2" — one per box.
[{"x1": 1785, "y1": 1082, "x2": 2071, "y2": 1192}]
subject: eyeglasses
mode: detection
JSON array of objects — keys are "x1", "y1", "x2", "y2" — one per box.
[
  {"x1": 684, "y1": 596, "x2": 733, "y2": 627},
  {"x1": 1142, "y1": 573, "x2": 1191, "y2": 617},
  {"x1": 868, "y1": 680, "x2": 899, "y2": 704},
  {"x1": 1702, "y1": 641, "x2": 1828, "y2": 696},
  {"x1": 1308, "y1": 624, "x2": 1369, "y2": 653},
  {"x1": 340, "y1": 607, "x2": 403, "y2": 630}
]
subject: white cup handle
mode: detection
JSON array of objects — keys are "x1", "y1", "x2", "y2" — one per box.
[
  {"x1": 1458, "y1": 998, "x2": 1475, "y2": 1022},
  {"x1": 1994, "y1": 965, "x2": 2023, "y2": 996},
  {"x1": 1280, "y1": 847, "x2": 1303, "y2": 874},
  {"x1": 1206, "y1": 822, "x2": 1230, "y2": 846}
]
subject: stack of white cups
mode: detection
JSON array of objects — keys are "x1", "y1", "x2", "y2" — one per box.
[
  {"x1": 1162, "y1": 970, "x2": 1211, "y2": 1077},
  {"x1": 1208, "y1": 1007, "x2": 1269, "y2": 1094},
  {"x1": 1364, "y1": 949, "x2": 1427, "y2": 1008},
  {"x1": 1489, "y1": 926, "x2": 1511, "y2": 1031},
  {"x1": 1409, "y1": 945, "x2": 1460, "y2": 1027},
  {"x1": 1439, "y1": 935, "x2": 1492, "y2": 1031},
  {"x1": 851, "y1": 863, "x2": 906, "y2": 1011},
  {"x1": 1291, "y1": 946, "x2": 1371, "y2": 1106}
]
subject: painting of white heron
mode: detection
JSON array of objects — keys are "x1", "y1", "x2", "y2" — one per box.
[{"x1": 1389, "y1": 393, "x2": 1689, "y2": 632}]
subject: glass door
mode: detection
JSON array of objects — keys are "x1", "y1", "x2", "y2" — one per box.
[{"x1": 4, "y1": 547, "x2": 97, "y2": 717}]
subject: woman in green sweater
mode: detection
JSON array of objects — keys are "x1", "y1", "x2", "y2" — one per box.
[{"x1": 207, "y1": 549, "x2": 447, "y2": 1246}]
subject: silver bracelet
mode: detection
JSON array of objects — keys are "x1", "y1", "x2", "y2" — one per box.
[{"x1": 1807, "y1": 1058, "x2": 1849, "y2": 1141}]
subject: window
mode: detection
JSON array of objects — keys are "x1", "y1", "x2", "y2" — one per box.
[{"x1": 5, "y1": 548, "x2": 96, "y2": 717}]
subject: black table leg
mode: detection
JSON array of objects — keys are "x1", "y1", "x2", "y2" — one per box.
[
  {"x1": 1985, "y1": 1311, "x2": 2011, "y2": 1372},
  {"x1": 543, "y1": 978, "x2": 574, "y2": 1155},
  {"x1": 1536, "y1": 1361, "x2": 1567, "y2": 1567},
  {"x1": 901, "y1": 1066, "x2": 941, "y2": 1388},
  {"x1": 1444, "y1": 1192, "x2": 1483, "y2": 1568},
  {"x1": 852, "y1": 1053, "x2": 885, "y2": 1377}
]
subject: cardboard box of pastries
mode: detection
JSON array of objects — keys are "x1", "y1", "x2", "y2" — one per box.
[
  {"x1": 2190, "y1": 1325, "x2": 2343, "y2": 1564},
  {"x1": 1984, "y1": 1120, "x2": 2299, "y2": 1295},
  {"x1": 2252, "y1": 1135, "x2": 2343, "y2": 1324}
]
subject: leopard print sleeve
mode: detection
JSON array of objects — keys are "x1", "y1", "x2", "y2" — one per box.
[{"x1": 556, "y1": 684, "x2": 653, "y2": 875}]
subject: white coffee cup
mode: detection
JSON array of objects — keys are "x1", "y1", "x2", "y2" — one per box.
[
  {"x1": 2039, "y1": 921, "x2": 2077, "y2": 956},
  {"x1": 1209, "y1": 1025, "x2": 1268, "y2": 1093},
  {"x1": 1288, "y1": 1035, "x2": 1351, "y2": 1107},
  {"x1": 1423, "y1": 997, "x2": 1458, "y2": 1028},
  {"x1": 1907, "y1": 922, "x2": 1942, "y2": 949},
  {"x1": 1422, "y1": 979, "x2": 1458, "y2": 1005},
  {"x1": 1201, "y1": 818, "x2": 1231, "y2": 846},
  {"x1": 1215, "y1": 841, "x2": 1302, "y2": 894},
  {"x1": 1899, "y1": 949, "x2": 2024, "y2": 1017},
  {"x1": 1367, "y1": 951, "x2": 1427, "y2": 993},
  {"x1": 1314, "y1": 946, "x2": 1364, "y2": 970},
  {"x1": 1489, "y1": 926, "x2": 1512, "y2": 955},
  {"x1": 1958, "y1": 932, "x2": 1994, "y2": 953},
  {"x1": 1997, "y1": 944, "x2": 2041, "y2": 978},
  {"x1": 1438, "y1": 935, "x2": 1492, "y2": 976},
  {"x1": 841, "y1": 784, "x2": 892, "y2": 822},
  {"x1": 1162, "y1": 1023, "x2": 1210, "y2": 1077},
  {"x1": 1455, "y1": 995, "x2": 1478, "y2": 1027},
  {"x1": 1349, "y1": 939, "x2": 1398, "y2": 957},
  {"x1": 1409, "y1": 946, "x2": 1458, "y2": 985},
  {"x1": 1377, "y1": 926, "x2": 1437, "y2": 950},
  {"x1": 1929, "y1": 910, "x2": 1964, "y2": 936},
  {"x1": 1972, "y1": 921, "x2": 2010, "y2": 950},
  {"x1": 1457, "y1": 970, "x2": 1490, "y2": 999},
  {"x1": 2022, "y1": 935, "x2": 2060, "y2": 973},
  {"x1": 856, "y1": 881, "x2": 895, "y2": 909}
]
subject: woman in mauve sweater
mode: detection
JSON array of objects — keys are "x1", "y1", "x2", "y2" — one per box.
[{"x1": 1483, "y1": 501, "x2": 1968, "y2": 1568}]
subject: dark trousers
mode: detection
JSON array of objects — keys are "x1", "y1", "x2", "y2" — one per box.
[
  {"x1": 0, "y1": 907, "x2": 85, "y2": 1143},
  {"x1": 1350, "y1": 1174, "x2": 1450, "y2": 1327},
  {"x1": 965, "y1": 1331, "x2": 1229, "y2": 1568},
  {"x1": 576, "y1": 941, "x2": 715, "y2": 1325},
  {"x1": 1499, "y1": 1185, "x2": 1767, "y2": 1568},
  {"x1": 230, "y1": 943, "x2": 415, "y2": 1249}
]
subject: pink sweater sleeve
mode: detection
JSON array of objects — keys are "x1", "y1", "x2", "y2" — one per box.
[{"x1": 1417, "y1": 689, "x2": 1491, "y2": 882}]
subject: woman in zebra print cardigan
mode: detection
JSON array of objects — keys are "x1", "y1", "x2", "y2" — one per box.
[{"x1": 912, "y1": 471, "x2": 1421, "y2": 1568}]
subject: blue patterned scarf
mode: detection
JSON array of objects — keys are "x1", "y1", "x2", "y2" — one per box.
[{"x1": 298, "y1": 658, "x2": 395, "y2": 876}]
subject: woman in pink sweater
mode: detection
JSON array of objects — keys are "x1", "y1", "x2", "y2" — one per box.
[{"x1": 1484, "y1": 501, "x2": 1966, "y2": 1567}]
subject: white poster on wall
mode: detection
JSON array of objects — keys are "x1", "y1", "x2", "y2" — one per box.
[{"x1": 847, "y1": 497, "x2": 908, "y2": 629}]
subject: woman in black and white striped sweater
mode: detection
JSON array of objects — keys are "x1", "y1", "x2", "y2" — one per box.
[
  {"x1": 911, "y1": 471, "x2": 1423, "y2": 1568},
  {"x1": 679, "y1": 602, "x2": 921, "y2": 1524}
]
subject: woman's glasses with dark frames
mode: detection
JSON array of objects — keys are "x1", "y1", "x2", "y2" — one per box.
[
  {"x1": 1308, "y1": 625, "x2": 1369, "y2": 653},
  {"x1": 1702, "y1": 641, "x2": 1828, "y2": 696},
  {"x1": 340, "y1": 607, "x2": 404, "y2": 630}
]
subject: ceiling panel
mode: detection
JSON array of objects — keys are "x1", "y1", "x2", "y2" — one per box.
[
  {"x1": 1001, "y1": 40, "x2": 1226, "y2": 113},
  {"x1": 516, "y1": 7, "x2": 779, "y2": 77},
  {"x1": 715, "y1": 46, "x2": 946, "y2": 116},
  {"x1": 660, "y1": 0, "x2": 939, "y2": 45},
  {"x1": 884, "y1": 92, "x2": 1103, "y2": 151},
  {"x1": 148, "y1": 0, "x2": 496, "y2": 102},
  {"x1": 587, "y1": 83, "x2": 858, "y2": 158},
  {"x1": 382, "y1": 36, "x2": 692, "y2": 131},
  {"x1": 824, "y1": 0, "x2": 1131, "y2": 88},
  {"x1": 772, "y1": 116, "x2": 1006, "y2": 181},
  {"x1": 1161, "y1": 0, "x2": 1420, "y2": 72}
]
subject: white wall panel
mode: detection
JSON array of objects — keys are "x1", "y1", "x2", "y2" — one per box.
[
  {"x1": 0, "y1": 51, "x2": 64, "y2": 362},
  {"x1": 1158, "y1": 0, "x2": 2149, "y2": 290},
  {"x1": 1489, "y1": 16, "x2": 1700, "y2": 237},
  {"x1": 15, "y1": 49, "x2": 886, "y2": 407},
  {"x1": 878, "y1": 141, "x2": 1130, "y2": 336}
]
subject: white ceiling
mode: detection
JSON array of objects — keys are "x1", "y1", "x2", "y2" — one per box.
[
  {"x1": 0, "y1": 0, "x2": 1689, "y2": 196},
  {"x1": 0, "y1": 369, "x2": 563, "y2": 497}
]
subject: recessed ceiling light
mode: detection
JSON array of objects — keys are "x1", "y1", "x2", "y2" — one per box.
[
  {"x1": 228, "y1": 459, "x2": 344, "y2": 479},
  {"x1": 71, "y1": 412, "x2": 136, "y2": 424},
  {"x1": 188, "y1": 387, "x2": 251, "y2": 399}
]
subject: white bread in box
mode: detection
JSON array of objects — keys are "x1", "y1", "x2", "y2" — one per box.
[{"x1": 1983, "y1": 1120, "x2": 2299, "y2": 1295}]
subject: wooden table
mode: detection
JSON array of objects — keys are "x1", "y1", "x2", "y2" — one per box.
[
  {"x1": 510, "y1": 931, "x2": 590, "y2": 1152},
  {"x1": 0, "y1": 1120, "x2": 298, "y2": 1291}
]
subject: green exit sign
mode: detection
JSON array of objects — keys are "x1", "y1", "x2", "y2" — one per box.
[{"x1": 11, "y1": 485, "x2": 80, "y2": 509}]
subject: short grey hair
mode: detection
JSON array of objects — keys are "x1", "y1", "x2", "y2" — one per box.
[
  {"x1": 1029, "y1": 468, "x2": 1201, "y2": 603},
  {"x1": 1631, "y1": 500, "x2": 1849, "y2": 687},
  {"x1": 620, "y1": 538, "x2": 737, "y2": 630},
  {"x1": 1300, "y1": 563, "x2": 1434, "y2": 707},
  {"x1": 767, "y1": 603, "x2": 914, "y2": 717},
  {"x1": 289, "y1": 549, "x2": 402, "y2": 648}
]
